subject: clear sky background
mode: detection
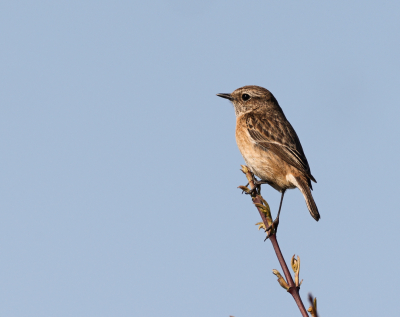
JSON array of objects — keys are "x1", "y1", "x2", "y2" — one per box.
[{"x1": 0, "y1": 1, "x2": 399, "y2": 316}]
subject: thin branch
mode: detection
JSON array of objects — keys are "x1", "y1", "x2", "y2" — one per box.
[
  {"x1": 307, "y1": 294, "x2": 319, "y2": 317},
  {"x1": 240, "y1": 165, "x2": 309, "y2": 317}
]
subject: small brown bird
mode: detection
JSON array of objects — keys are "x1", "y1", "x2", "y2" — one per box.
[{"x1": 217, "y1": 85, "x2": 320, "y2": 226}]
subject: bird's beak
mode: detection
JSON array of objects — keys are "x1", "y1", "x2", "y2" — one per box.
[{"x1": 216, "y1": 93, "x2": 233, "y2": 101}]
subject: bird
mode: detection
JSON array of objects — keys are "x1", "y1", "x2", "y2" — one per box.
[{"x1": 217, "y1": 85, "x2": 320, "y2": 228}]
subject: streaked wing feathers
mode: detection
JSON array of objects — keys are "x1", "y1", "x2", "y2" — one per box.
[{"x1": 246, "y1": 113, "x2": 316, "y2": 183}]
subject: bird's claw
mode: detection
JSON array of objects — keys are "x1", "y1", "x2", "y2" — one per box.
[
  {"x1": 256, "y1": 216, "x2": 280, "y2": 241},
  {"x1": 263, "y1": 217, "x2": 280, "y2": 241},
  {"x1": 238, "y1": 185, "x2": 250, "y2": 194}
]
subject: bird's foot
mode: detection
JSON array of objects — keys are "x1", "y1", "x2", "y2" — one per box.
[
  {"x1": 247, "y1": 185, "x2": 260, "y2": 196},
  {"x1": 254, "y1": 179, "x2": 270, "y2": 186},
  {"x1": 256, "y1": 216, "x2": 280, "y2": 241},
  {"x1": 263, "y1": 216, "x2": 280, "y2": 240},
  {"x1": 244, "y1": 178, "x2": 269, "y2": 195},
  {"x1": 246, "y1": 179, "x2": 270, "y2": 195},
  {"x1": 238, "y1": 179, "x2": 261, "y2": 196},
  {"x1": 239, "y1": 183, "x2": 250, "y2": 194}
]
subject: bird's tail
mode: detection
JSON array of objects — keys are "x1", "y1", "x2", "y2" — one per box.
[{"x1": 295, "y1": 176, "x2": 320, "y2": 221}]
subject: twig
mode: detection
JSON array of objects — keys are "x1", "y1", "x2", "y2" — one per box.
[
  {"x1": 307, "y1": 294, "x2": 318, "y2": 317},
  {"x1": 240, "y1": 165, "x2": 309, "y2": 317}
]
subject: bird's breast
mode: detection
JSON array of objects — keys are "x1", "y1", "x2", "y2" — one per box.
[{"x1": 235, "y1": 118, "x2": 295, "y2": 191}]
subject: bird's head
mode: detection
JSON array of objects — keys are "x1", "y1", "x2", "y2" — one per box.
[{"x1": 217, "y1": 85, "x2": 278, "y2": 116}]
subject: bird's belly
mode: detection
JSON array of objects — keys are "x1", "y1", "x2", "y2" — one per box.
[{"x1": 236, "y1": 133, "x2": 295, "y2": 191}]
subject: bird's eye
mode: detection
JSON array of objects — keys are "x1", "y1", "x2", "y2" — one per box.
[{"x1": 242, "y1": 94, "x2": 250, "y2": 101}]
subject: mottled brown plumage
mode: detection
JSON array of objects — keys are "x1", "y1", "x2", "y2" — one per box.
[{"x1": 217, "y1": 85, "x2": 320, "y2": 222}]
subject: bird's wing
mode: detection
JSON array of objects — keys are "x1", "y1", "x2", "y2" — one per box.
[{"x1": 246, "y1": 112, "x2": 316, "y2": 183}]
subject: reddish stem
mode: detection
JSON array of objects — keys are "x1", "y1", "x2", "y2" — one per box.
[{"x1": 244, "y1": 168, "x2": 308, "y2": 317}]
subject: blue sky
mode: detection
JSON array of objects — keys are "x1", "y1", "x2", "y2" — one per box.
[{"x1": 0, "y1": 1, "x2": 399, "y2": 316}]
